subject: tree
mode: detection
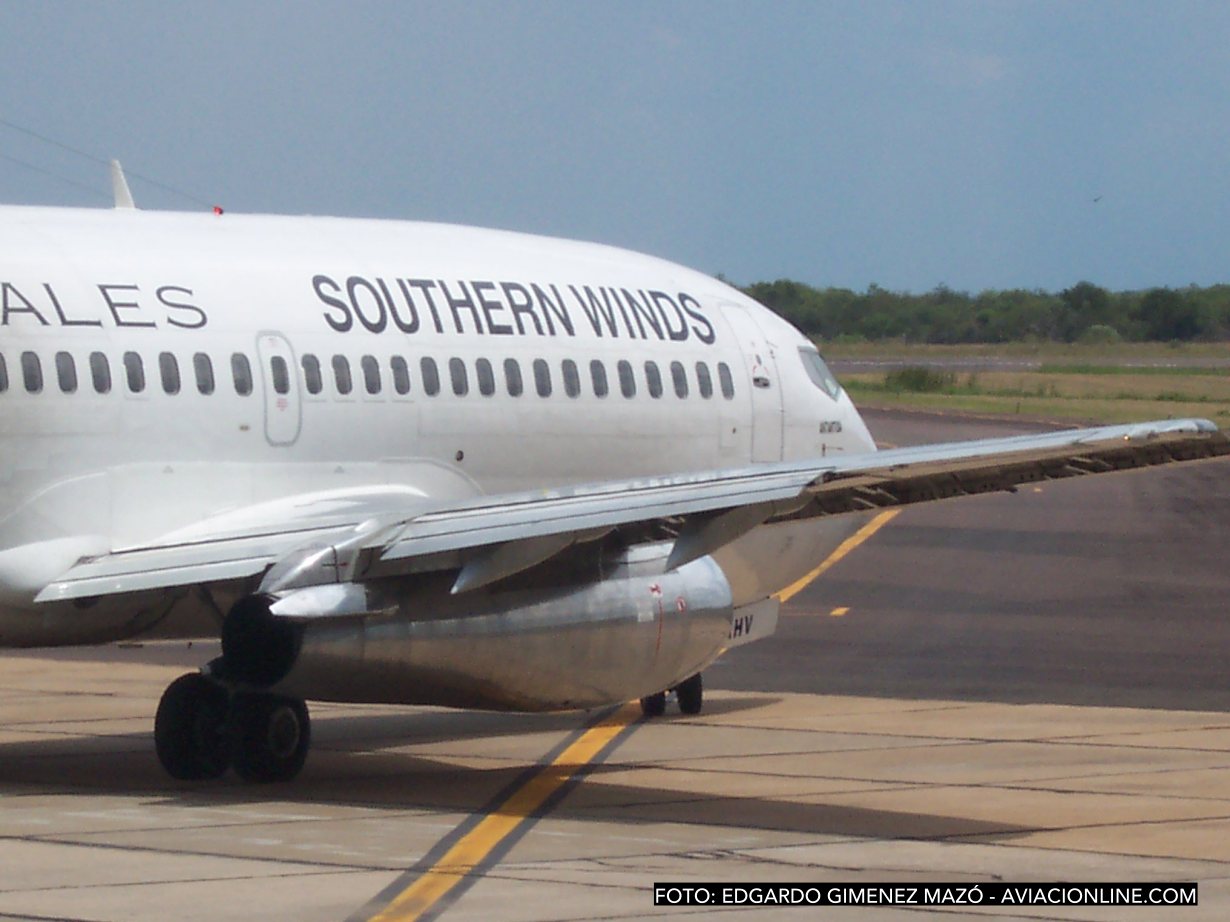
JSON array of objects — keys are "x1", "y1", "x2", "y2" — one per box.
[
  {"x1": 1137, "y1": 287, "x2": 1203, "y2": 341},
  {"x1": 1058, "y1": 281, "x2": 1114, "y2": 342}
]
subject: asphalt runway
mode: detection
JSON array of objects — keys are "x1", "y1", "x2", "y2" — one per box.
[{"x1": 2, "y1": 409, "x2": 1229, "y2": 921}]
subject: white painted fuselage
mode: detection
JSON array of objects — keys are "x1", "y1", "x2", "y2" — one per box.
[{"x1": 0, "y1": 205, "x2": 874, "y2": 645}]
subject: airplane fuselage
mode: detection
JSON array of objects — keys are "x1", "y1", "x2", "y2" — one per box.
[{"x1": 0, "y1": 205, "x2": 874, "y2": 645}]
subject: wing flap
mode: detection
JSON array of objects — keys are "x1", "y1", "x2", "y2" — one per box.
[
  {"x1": 33, "y1": 522, "x2": 362, "y2": 603},
  {"x1": 371, "y1": 468, "x2": 813, "y2": 566}
]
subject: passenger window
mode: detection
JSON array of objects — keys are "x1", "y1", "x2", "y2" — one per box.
[
  {"x1": 22, "y1": 352, "x2": 43, "y2": 393},
  {"x1": 271, "y1": 356, "x2": 290, "y2": 395},
  {"x1": 56, "y1": 352, "x2": 78, "y2": 393},
  {"x1": 644, "y1": 361, "x2": 663, "y2": 398},
  {"x1": 193, "y1": 353, "x2": 215, "y2": 395},
  {"x1": 125, "y1": 352, "x2": 146, "y2": 393},
  {"x1": 718, "y1": 361, "x2": 735, "y2": 400},
  {"x1": 89, "y1": 352, "x2": 111, "y2": 394},
  {"x1": 449, "y1": 357, "x2": 469, "y2": 396},
  {"x1": 617, "y1": 359, "x2": 636, "y2": 398},
  {"x1": 476, "y1": 358, "x2": 495, "y2": 396},
  {"x1": 332, "y1": 355, "x2": 353, "y2": 395},
  {"x1": 159, "y1": 352, "x2": 181, "y2": 394},
  {"x1": 0, "y1": 353, "x2": 8, "y2": 392},
  {"x1": 361, "y1": 355, "x2": 381, "y2": 395},
  {"x1": 231, "y1": 353, "x2": 252, "y2": 396},
  {"x1": 670, "y1": 361, "x2": 688, "y2": 398},
  {"x1": 590, "y1": 359, "x2": 608, "y2": 397},
  {"x1": 504, "y1": 358, "x2": 523, "y2": 396},
  {"x1": 562, "y1": 359, "x2": 580, "y2": 398},
  {"x1": 533, "y1": 358, "x2": 552, "y2": 397},
  {"x1": 391, "y1": 356, "x2": 411, "y2": 395},
  {"x1": 302, "y1": 354, "x2": 323, "y2": 395},
  {"x1": 695, "y1": 361, "x2": 713, "y2": 399},
  {"x1": 421, "y1": 357, "x2": 440, "y2": 396}
]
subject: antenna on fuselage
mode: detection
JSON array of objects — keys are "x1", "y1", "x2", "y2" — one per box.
[{"x1": 110, "y1": 159, "x2": 136, "y2": 209}]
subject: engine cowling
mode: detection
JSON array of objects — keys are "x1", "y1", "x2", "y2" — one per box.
[{"x1": 218, "y1": 543, "x2": 733, "y2": 711}]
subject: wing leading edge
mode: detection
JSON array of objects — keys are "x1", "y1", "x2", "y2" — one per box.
[{"x1": 36, "y1": 418, "x2": 1230, "y2": 606}]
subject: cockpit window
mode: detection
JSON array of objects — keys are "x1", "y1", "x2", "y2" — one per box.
[{"x1": 799, "y1": 347, "x2": 842, "y2": 400}]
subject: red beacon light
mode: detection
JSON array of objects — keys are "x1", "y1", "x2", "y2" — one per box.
[{"x1": 213, "y1": 205, "x2": 224, "y2": 216}]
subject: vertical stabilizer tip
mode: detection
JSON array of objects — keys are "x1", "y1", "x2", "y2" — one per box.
[{"x1": 110, "y1": 159, "x2": 136, "y2": 209}]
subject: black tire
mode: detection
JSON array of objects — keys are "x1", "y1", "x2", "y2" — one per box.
[
  {"x1": 155, "y1": 673, "x2": 231, "y2": 780},
  {"x1": 231, "y1": 693, "x2": 310, "y2": 783},
  {"x1": 676, "y1": 673, "x2": 703, "y2": 715},
  {"x1": 640, "y1": 691, "x2": 667, "y2": 717}
]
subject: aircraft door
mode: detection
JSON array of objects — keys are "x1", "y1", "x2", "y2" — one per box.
[
  {"x1": 721, "y1": 304, "x2": 783, "y2": 462},
  {"x1": 256, "y1": 332, "x2": 302, "y2": 446}
]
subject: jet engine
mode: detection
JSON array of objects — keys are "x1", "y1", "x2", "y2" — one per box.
[{"x1": 218, "y1": 544, "x2": 734, "y2": 711}]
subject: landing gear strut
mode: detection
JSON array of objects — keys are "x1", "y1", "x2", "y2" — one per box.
[
  {"x1": 154, "y1": 673, "x2": 311, "y2": 783},
  {"x1": 639, "y1": 672, "x2": 703, "y2": 717}
]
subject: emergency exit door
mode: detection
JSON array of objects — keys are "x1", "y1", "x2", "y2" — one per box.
[{"x1": 256, "y1": 331, "x2": 302, "y2": 446}]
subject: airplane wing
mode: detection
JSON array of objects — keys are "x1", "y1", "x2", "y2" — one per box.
[{"x1": 36, "y1": 418, "x2": 1230, "y2": 606}]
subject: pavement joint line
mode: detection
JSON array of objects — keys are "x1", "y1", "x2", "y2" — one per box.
[
  {"x1": 0, "y1": 866, "x2": 383, "y2": 896},
  {"x1": 349, "y1": 702, "x2": 642, "y2": 922},
  {"x1": 630, "y1": 719, "x2": 1230, "y2": 752},
  {"x1": 707, "y1": 701, "x2": 980, "y2": 721},
  {"x1": 538, "y1": 838, "x2": 1230, "y2": 875},
  {"x1": 567, "y1": 771, "x2": 1230, "y2": 809},
  {"x1": 0, "y1": 834, "x2": 395, "y2": 874},
  {"x1": 14, "y1": 810, "x2": 435, "y2": 841}
]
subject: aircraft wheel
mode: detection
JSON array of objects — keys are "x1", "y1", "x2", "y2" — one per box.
[
  {"x1": 676, "y1": 673, "x2": 703, "y2": 715},
  {"x1": 639, "y1": 691, "x2": 666, "y2": 717},
  {"x1": 231, "y1": 693, "x2": 311, "y2": 783},
  {"x1": 155, "y1": 673, "x2": 231, "y2": 780}
]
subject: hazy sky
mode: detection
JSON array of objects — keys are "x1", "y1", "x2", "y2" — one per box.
[{"x1": 1, "y1": 1, "x2": 1227, "y2": 293}]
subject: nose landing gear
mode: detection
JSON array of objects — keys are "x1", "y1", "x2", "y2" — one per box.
[
  {"x1": 639, "y1": 672, "x2": 703, "y2": 718},
  {"x1": 154, "y1": 673, "x2": 311, "y2": 783}
]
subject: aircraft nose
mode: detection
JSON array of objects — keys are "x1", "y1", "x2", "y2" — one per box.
[{"x1": 841, "y1": 392, "x2": 879, "y2": 453}]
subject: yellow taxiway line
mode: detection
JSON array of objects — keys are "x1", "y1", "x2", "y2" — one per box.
[
  {"x1": 775, "y1": 509, "x2": 900, "y2": 604},
  {"x1": 361, "y1": 508, "x2": 897, "y2": 920},
  {"x1": 363, "y1": 702, "x2": 641, "y2": 922}
]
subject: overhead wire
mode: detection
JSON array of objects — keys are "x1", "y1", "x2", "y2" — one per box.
[
  {"x1": 0, "y1": 151, "x2": 110, "y2": 202},
  {"x1": 0, "y1": 115, "x2": 214, "y2": 208}
]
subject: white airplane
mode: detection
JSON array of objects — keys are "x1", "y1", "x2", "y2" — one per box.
[{"x1": 1, "y1": 189, "x2": 1226, "y2": 783}]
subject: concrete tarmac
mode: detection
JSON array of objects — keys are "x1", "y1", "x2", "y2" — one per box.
[{"x1": 2, "y1": 409, "x2": 1228, "y2": 921}]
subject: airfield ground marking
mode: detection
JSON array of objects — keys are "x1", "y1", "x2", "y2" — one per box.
[
  {"x1": 830, "y1": 606, "x2": 850, "y2": 617},
  {"x1": 775, "y1": 509, "x2": 900, "y2": 605},
  {"x1": 354, "y1": 702, "x2": 641, "y2": 922},
  {"x1": 354, "y1": 510, "x2": 896, "y2": 920}
]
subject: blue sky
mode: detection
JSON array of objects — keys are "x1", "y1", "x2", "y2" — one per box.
[{"x1": 1, "y1": 1, "x2": 1227, "y2": 293}]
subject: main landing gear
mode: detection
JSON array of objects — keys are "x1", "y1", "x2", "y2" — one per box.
[
  {"x1": 154, "y1": 673, "x2": 311, "y2": 783},
  {"x1": 639, "y1": 672, "x2": 703, "y2": 718}
]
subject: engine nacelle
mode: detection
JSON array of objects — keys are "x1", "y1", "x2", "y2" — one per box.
[{"x1": 217, "y1": 543, "x2": 733, "y2": 711}]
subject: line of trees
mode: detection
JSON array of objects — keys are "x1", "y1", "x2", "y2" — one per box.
[{"x1": 740, "y1": 279, "x2": 1230, "y2": 343}]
